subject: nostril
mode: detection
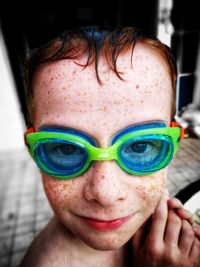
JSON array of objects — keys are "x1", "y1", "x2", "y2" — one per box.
[{"x1": 85, "y1": 190, "x2": 93, "y2": 201}]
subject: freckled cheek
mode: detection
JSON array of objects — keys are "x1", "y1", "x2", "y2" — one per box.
[
  {"x1": 41, "y1": 174, "x2": 76, "y2": 214},
  {"x1": 136, "y1": 169, "x2": 166, "y2": 213}
]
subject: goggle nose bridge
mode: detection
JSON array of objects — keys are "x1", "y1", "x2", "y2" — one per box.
[{"x1": 89, "y1": 144, "x2": 118, "y2": 161}]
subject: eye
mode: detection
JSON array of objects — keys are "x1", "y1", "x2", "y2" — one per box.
[
  {"x1": 120, "y1": 139, "x2": 163, "y2": 166},
  {"x1": 124, "y1": 141, "x2": 156, "y2": 158},
  {"x1": 38, "y1": 141, "x2": 88, "y2": 170},
  {"x1": 119, "y1": 135, "x2": 172, "y2": 173},
  {"x1": 125, "y1": 142, "x2": 149, "y2": 154},
  {"x1": 52, "y1": 144, "x2": 85, "y2": 156},
  {"x1": 47, "y1": 143, "x2": 86, "y2": 165}
]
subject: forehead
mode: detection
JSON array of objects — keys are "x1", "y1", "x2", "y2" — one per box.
[
  {"x1": 33, "y1": 43, "x2": 170, "y2": 85},
  {"x1": 32, "y1": 44, "x2": 172, "y2": 138}
]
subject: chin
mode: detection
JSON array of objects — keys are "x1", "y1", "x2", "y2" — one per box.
[{"x1": 77, "y1": 231, "x2": 132, "y2": 251}]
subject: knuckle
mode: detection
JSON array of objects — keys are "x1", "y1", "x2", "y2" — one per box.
[
  {"x1": 189, "y1": 258, "x2": 199, "y2": 267},
  {"x1": 145, "y1": 243, "x2": 162, "y2": 262},
  {"x1": 182, "y1": 220, "x2": 195, "y2": 238},
  {"x1": 163, "y1": 246, "x2": 176, "y2": 260},
  {"x1": 163, "y1": 252, "x2": 190, "y2": 267},
  {"x1": 169, "y1": 210, "x2": 181, "y2": 225},
  {"x1": 195, "y1": 238, "x2": 200, "y2": 249},
  {"x1": 193, "y1": 225, "x2": 200, "y2": 236}
]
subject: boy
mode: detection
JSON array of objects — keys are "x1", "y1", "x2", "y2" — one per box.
[{"x1": 20, "y1": 26, "x2": 200, "y2": 266}]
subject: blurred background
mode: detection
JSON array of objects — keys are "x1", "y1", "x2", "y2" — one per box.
[{"x1": 0, "y1": 0, "x2": 200, "y2": 266}]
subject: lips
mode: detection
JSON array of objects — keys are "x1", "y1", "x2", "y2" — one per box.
[{"x1": 80, "y1": 215, "x2": 132, "y2": 231}]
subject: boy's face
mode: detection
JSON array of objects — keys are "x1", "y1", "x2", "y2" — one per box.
[{"x1": 32, "y1": 44, "x2": 173, "y2": 250}]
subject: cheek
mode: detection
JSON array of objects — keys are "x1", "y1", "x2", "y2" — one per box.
[
  {"x1": 136, "y1": 169, "x2": 166, "y2": 214},
  {"x1": 41, "y1": 173, "x2": 78, "y2": 214}
]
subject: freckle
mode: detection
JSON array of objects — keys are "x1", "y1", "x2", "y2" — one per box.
[
  {"x1": 114, "y1": 100, "x2": 121, "y2": 105},
  {"x1": 62, "y1": 184, "x2": 69, "y2": 189},
  {"x1": 56, "y1": 114, "x2": 60, "y2": 118},
  {"x1": 48, "y1": 91, "x2": 50, "y2": 94},
  {"x1": 46, "y1": 112, "x2": 49, "y2": 115},
  {"x1": 50, "y1": 77, "x2": 54, "y2": 81},
  {"x1": 136, "y1": 84, "x2": 139, "y2": 89},
  {"x1": 62, "y1": 87, "x2": 66, "y2": 90}
]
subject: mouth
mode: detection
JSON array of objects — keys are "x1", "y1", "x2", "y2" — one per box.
[{"x1": 79, "y1": 214, "x2": 133, "y2": 231}]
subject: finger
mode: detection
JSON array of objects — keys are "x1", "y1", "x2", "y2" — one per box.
[
  {"x1": 167, "y1": 197, "x2": 183, "y2": 209},
  {"x1": 189, "y1": 238, "x2": 200, "y2": 265},
  {"x1": 164, "y1": 209, "x2": 182, "y2": 246},
  {"x1": 147, "y1": 191, "x2": 168, "y2": 244},
  {"x1": 179, "y1": 219, "x2": 195, "y2": 255},
  {"x1": 167, "y1": 198, "x2": 193, "y2": 224},
  {"x1": 175, "y1": 208, "x2": 193, "y2": 225},
  {"x1": 192, "y1": 226, "x2": 200, "y2": 241}
]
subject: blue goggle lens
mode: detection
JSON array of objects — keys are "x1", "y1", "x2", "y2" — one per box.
[
  {"x1": 36, "y1": 140, "x2": 88, "y2": 175},
  {"x1": 119, "y1": 136, "x2": 172, "y2": 172}
]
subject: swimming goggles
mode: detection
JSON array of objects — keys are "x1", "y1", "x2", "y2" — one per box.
[{"x1": 24, "y1": 121, "x2": 184, "y2": 180}]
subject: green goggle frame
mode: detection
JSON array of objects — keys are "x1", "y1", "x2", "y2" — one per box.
[{"x1": 25, "y1": 121, "x2": 183, "y2": 180}]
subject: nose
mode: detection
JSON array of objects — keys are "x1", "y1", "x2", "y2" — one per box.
[{"x1": 83, "y1": 161, "x2": 127, "y2": 207}]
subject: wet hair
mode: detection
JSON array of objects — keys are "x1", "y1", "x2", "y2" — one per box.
[{"x1": 24, "y1": 25, "x2": 177, "y2": 123}]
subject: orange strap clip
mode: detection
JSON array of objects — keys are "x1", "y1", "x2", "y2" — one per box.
[
  {"x1": 170, "y1": 121, "x2": 185, "y2": 140},
  {"x1": 24, "y1": 127, "x2": 35, "y2": 145}
]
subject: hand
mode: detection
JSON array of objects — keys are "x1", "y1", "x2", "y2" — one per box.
[
  {"x1": 167, "y1": 196, "x2": 193, "y2": 225},
  {"x1": 132, "y1": 191, "x2": 200, "y2": 267},
  {"x1": 167, "y1": 194, "x2": 200, "y2": 243}
]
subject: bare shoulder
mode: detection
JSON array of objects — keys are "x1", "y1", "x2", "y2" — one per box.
[{"x1": 19, "y1": 216, "x2": 71, "y2": 267}]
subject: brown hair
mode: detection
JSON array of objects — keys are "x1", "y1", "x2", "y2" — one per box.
[{"x1": 24, "y1": 25, "x2": 177, "y2": 124}]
